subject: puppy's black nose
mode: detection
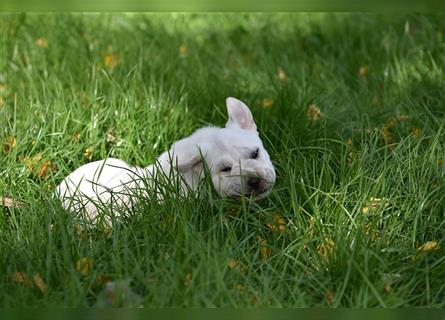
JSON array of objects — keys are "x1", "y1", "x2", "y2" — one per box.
[{"x1": 247, "y1": 177, "x2": 262, "y2": 190}]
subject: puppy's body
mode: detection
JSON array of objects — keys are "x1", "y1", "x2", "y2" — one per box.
[{"x1": 56, "y1": 98, "x2": 276, "y2": 220}]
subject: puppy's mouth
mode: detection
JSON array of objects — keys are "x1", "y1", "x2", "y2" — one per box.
[{"x1": 229, "y1": 182, "x2": 273, "y2": 200}]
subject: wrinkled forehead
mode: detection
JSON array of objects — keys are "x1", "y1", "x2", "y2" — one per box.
[{"x1": 209, "y1": 128, "x2": 263, "y2": 158}]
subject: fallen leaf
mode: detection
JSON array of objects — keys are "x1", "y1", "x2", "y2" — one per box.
[
  {"x1": 0, "y1": 196, "x2": 23, "y2": 208},
  {"x1": 306, "y1": 104, "x2": 323, "y2": 121},
  {"x1": 412, "y1": 241, "x2": 440, "y2": 261},
  {"x1": 438, "y1": 159, "x2": 443, "y2": 166},
  {"x1": 39, "y1": 160, "x2": 57, "y2": 178},
  {"x1": 362, "y1": 223, "x2": 380, "y2": 241},
  {"x1": 76, "y1": 257, "x2": 94, "y2": 276},
  {"x1": 418, "y1": 241, "x2": 439, "y2": 252},
  {"x1": 179, "y1": 44, "x2": 188, "y2": 56},
  {"x1": 359, "y1": 65, "x2": 369, "y2": 78},
  {"x1": 266, "y1": 213, "x2": 286, "y2": 232},
  {"x1": 84, "y1": 147, "x2": 94, "y2": 161},
  {"x1": 184, "y1": 272, "x2": 192, "y2": 287},
  {"x1": 260, "y1": 98, "x2": 274, "y2": 109},
  {"x1": 384, "y1": 284, "x2": 392, "y2": 293},
  {"x1": 96, "y1": 274, "x2": 112, "y2": 285},
  {"x1": 2, "y1": 136, "x2": 16, "y2": 155},
  {"x1": 410, "y1": 127, "x2": 421, "y2": 138},
  {"x1": 104, "y1": 53, "x2": 118, "y2": 70},
  {"x1": 228, "y1": 259, "x2": 238, "y2": 269},
  {"x1": 106, "y1": 130, "x2": 116, "y2": 143},
  {"x1": 11, "y1": 272, "x2": 27, "y2": 284},
  {"x1": 362, "y1": 197, "x2": 388, "y2": 215},
  {"x1": 277, "y1": 67, "x2": 288, "y2": 82},
  {"x1": 258, "y1": 237, "x2": 272, "y2": 261},
  {"x1": 72, "y1": 132, "x2": 81, "y2": 142},
  {"x1": 326, "y1": 289, "x2": 334, "y2": 306},
  {"x1": 317, "y1": 237, "x2": 335, "y2": 259},
  {"x1": 35, "y1": 37, "x2": 48, "y2": 48},
  {"x1": 33, "y1": 274, "x2": 47, "y2": 293}
]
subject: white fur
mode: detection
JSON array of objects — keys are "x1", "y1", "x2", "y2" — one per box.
[{"x1": 56, "y1": 97, "x2": 276, "y2": 221}]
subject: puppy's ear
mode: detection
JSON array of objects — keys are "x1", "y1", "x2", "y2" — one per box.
[
  {"x1": 225, "y1": 97, "x2": 257, "y2": 131},
  {"x1": 169, "y1": 138, "x2": 205, "y2": 173}
]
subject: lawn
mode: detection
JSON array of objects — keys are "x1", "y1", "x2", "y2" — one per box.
[{"x1": 0, "y1": 13, "x2": 444, "y2": 307}]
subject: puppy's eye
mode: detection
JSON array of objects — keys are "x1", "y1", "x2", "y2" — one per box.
[
  {"x1": 250, "y1": 148, "x2": 259, "y2": 159},
  {"x1": 221, "y1": 166, "x2": 232, "y2": 173}
]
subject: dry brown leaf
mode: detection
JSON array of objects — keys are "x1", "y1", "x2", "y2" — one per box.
[
  {"x1": 260, "y1": 98, "x2": 274, "y2": 109},
  {"x1": 33, "y1": 274, "x2": 48, "y2": 293},
  {"x1": 0, "y1": 196, "x2": 23, "y2": 208},
  {"x1": 11, "y1": 272, "x2": 27, "y2": 284},
  {"x1": 359, "y1": 65, "x2": 369, "y2": 78},
  {"x1": 104, "y1": 53, "x2": 118, "y2": 70},
  {"x1": 277, "y1": 67, "x2": 288, "y2": 82},
  {"x1": 317, "y1": 237, "x2": 335, "y2": 259},
  {"x1": 2, "y1": 136, "x2": 16, "y2": 155},
  {"x1": 326, "y1": 289, "x2": 335, "y2": 306},
  {"x1": 35, "y1": 37, "x2": 48, "y2": 48},
  {"x1": 228, "y1": 259, "x2": 238, "y2": 269},
  {"x1": 384, "y1": 284, "x2": 392, "y2": 293},
  {"x1": 306, "y1": 104, "x2": 323, "y2": 121},
  {"x1": 258, "y1": 237, "x2": 272, "y2": 261},
  {"x1": 76, "y1": 257, "x2": 94, "y2": 276},
  {"x1": 72, "y1": 132, "x2": 81, "y2": 142},
  {"x1": 410, "y1": 127, "x2": 421, "y2": 138},
  {"x1": 266, "y1": 213, "x2": 286, "y2": 232}
]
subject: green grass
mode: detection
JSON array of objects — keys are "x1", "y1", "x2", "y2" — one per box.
[{"x1": 1, "y1": 13, "x2": 445, "y2": 307}]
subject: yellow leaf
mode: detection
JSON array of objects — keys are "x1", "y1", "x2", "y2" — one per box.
[
  {"x1": 326, "y1": 289, "x2": 334, "y2": 306},
  {"x1": 33, "y1": 274, "x2": 48, "y2": 293},
  {"x1": 76, "y1": 257, "x2": 93, "y2": 276},
  {"x1": 306, "y1": 104, "x2": 323, "y2": 121},
  {"x1": 35, "y1": 37, "x2": 48, "y2": 48},
  {"x1": 84, "y1": 147, "x2": 94, "y2": 161},
  {"x1": 418, "y1": 241, "x2": 439, "y2": 252},
  {"x1": 317, "y1": 237, "x2": 335, "y2": 258},
  {"x1": 260, "y1": 98, "x2": 274, "y2": 109},
  {"x1": 266, "y1": 213, "x2": 286, "y2": 232},
  {"x1": 258, "y1": 237, "x2": 271, "y2": 261},
  {"x1": 359, "y1": 65, "x2": 369, "y2": 78},
  {"x1": 11, "y1": 272, "x2": 27, "y2": 284},
  {"x1": 410, "y1": 127, "x2": 421, "y2": 138},
  {"x1": 179, "y1": 44, "x2": 188, "y2": 56},
  {"x1": 104, "y1": 53, "x2": 118, "y2": 70},
  {"x1": 72, "y1": 132, "x2": 81, "y2": 142},
  {"x1": 277, "y1": 67, "x2": 288, "y2": 82},
  {"x1": 2, "y1": 136, "x2": 16, "y2": 155}
]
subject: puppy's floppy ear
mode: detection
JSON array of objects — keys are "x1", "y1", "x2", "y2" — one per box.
[
  {"x1": 169, "y1": 138, "x2": 205, "y2": 173},
  {"x1": 225, "y1": 97, "x2": 257, "y2": 131}
]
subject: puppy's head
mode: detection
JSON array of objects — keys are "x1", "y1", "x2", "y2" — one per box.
[{"x1": 167, "y1": 97, "x2": 276, "y2": 199}]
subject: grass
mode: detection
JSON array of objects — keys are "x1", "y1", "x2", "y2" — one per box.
[{"x1": 1, "y1": 13, "x2": 445, "y2": 307}]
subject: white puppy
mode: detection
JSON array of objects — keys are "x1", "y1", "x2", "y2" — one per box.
[{"x1": 56, "y1": 97, "x2": 276, "y2": 221}]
